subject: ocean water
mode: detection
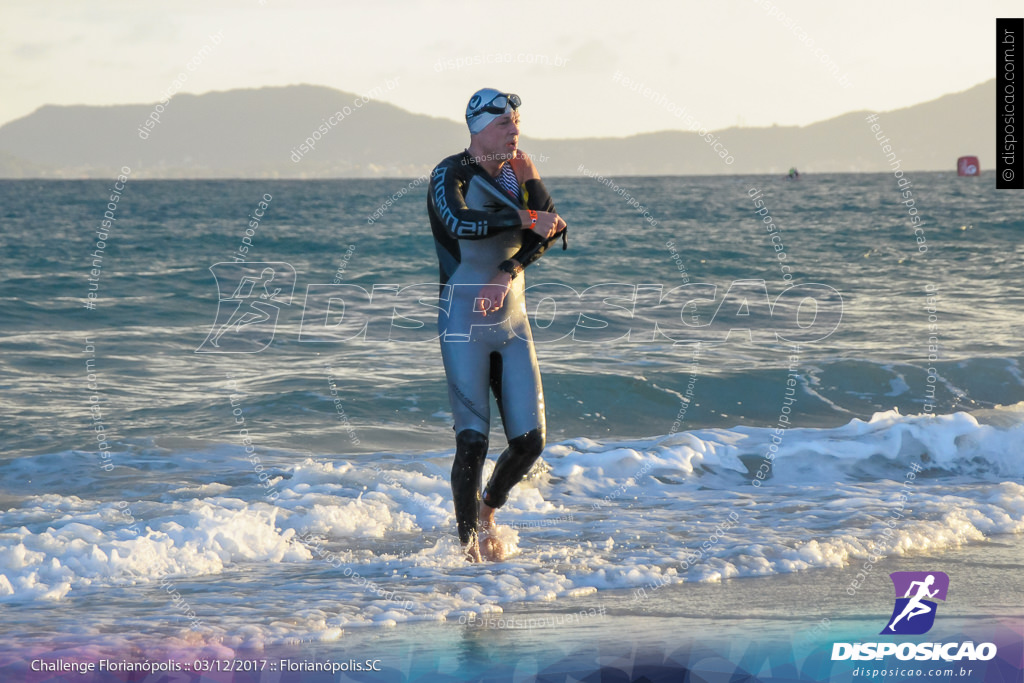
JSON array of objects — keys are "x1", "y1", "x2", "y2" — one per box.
[{"x1": 1, "y1": 172, "x2": 1022, "y2": 659}]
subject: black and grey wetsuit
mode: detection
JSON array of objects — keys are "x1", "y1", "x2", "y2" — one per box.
[{"x1": 426, "y1": 150, "x2": 566, "y2": 544}]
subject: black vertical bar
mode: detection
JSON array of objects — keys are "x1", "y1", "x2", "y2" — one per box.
[{"x1": 997, "y1": 18, "x2": 1024, "y2": 189}]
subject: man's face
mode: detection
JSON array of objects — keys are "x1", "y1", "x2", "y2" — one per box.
[{"x1": 475, "y1": 110, "x2": 520, "y2": 160}]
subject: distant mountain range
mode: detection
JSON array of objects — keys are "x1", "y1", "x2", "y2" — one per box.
[{"x1": 0, "y1": 80, "x2": 994, "y2": 178}]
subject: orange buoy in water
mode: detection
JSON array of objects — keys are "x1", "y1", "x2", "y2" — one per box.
[{"x1": 957, "y1": 156, "x2": 980, "y2": 176}]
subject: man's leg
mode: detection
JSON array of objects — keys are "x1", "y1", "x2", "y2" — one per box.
[
  {"x1": 481, "y1": 428, "x2": 545, "y2": 509},
  {"x1": 483, "y1": 334, "x2": 546, "y2": 508},
  {"x1": 451, "y1": 428, "x2": 489, "y2": 551},
  {"x1": 476, "y1": 429, "x2": 543, "y2": 561},
  {"x1": 438, "y1": 306, "x2": 493, "y2": 560},
  {"x1": 473, "y1": 329, "x2": 547, "y2": 559}
]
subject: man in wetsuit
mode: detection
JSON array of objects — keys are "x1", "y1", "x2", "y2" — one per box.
[{"x1": 426, "y1": 89, "x2": 567, "y2": 562}]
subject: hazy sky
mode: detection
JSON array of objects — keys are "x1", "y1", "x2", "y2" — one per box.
[{"x1": 1, "y1": 1, "x2": 1011, "y2": 139}]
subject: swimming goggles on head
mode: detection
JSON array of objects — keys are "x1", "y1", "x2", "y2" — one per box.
[{"x1": 468, "y1": 92, "x2": 521, "y2": 119}]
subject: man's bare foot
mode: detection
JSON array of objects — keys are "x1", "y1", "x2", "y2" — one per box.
[
  {"x1": 478, "y1": 501, "x2": 506, "y2": 562},
  {"x1": 463, "y1": 541, "x2": 483, "y2": 563},
  {"x1": 479, "y1": 533, "x2": 506, "y2": 562}
]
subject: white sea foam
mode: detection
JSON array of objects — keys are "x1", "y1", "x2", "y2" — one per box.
[{"x1": 1, "y1": 410, "x2": 1022, "y2": 646}]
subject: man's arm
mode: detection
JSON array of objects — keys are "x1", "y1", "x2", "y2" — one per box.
[
  {"x1": 504, "y1": 176, "x2": 568, "y2": 272},
  {"x1": 428, "y1": 162, "x2": 523, "y2": 239}
]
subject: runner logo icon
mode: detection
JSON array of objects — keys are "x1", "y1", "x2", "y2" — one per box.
[{"x1": 881, "y1": 571, "x2": 949, "y2": 635}]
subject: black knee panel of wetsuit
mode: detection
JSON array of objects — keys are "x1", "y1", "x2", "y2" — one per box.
[
  {"x1": 482, "y1": 428, "x2": 545, "y2": 509},
  {"x1": 451, "y1": 429, "x2": 489, "y2": 544}
]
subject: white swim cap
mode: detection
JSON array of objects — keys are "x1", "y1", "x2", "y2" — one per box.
[{"x1": 466, "y1": 88, "x2": 521, "y2": 134}]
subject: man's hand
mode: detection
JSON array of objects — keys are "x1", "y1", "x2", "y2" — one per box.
[
  {"x1": 475, "y1": 271, "x2": 513, "y2": 316},
  {"x1": 519, "y1": 210, "x2": 566, "y2": 240}
]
